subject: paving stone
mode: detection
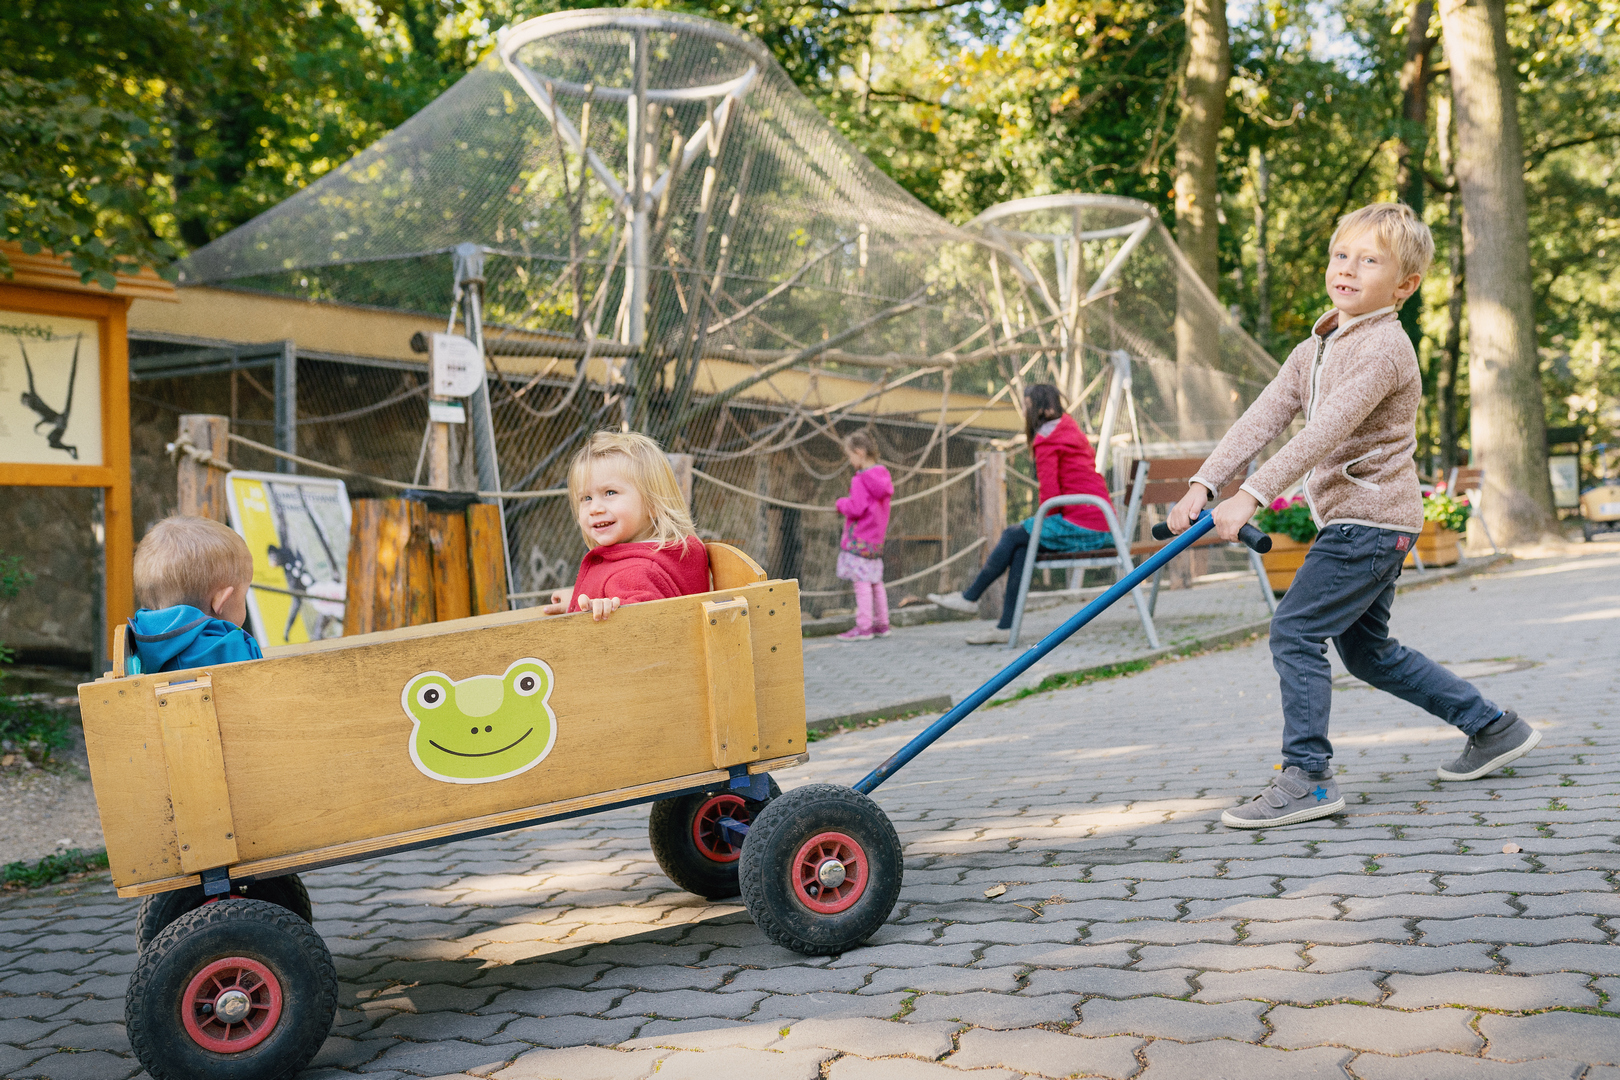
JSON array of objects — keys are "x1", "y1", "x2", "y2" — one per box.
[
  {"x1": 1307, "y1": 943, "x2": 1495, "y2": 974},
  {"x1": 903, "y1": 990, "x2": 1078, "y2": 1028},
  {"x1": 0, "y1": 1017, "x2": 68, "y2": 1044},
  {"x1": 722, "y1": 966, "x2": 874, "y2": 994},
  {"x1": 0, "y1": 1046, "x2": 49, "y2": 1074},
  {"x1": 1075, "y1": 996, "x2": 1266, "y2": 1041},
  {"x1": 1502, "y1": 944, "x2": 1620, "y2": 976},
  {"x1": 1347, "y1": 1052, "x2": 1585, "y2": 1079},
  {"x1": 1192, "y1": 969, "x2": 1384, "y2": 1005},
  {"x1": 1341, "y1": 894, "x2": 1516, "y2": 920},
  {"x1": 1267, "y1": 1002, "x2": 1480, "y2": 1053},
  {"x1": 1184, "y1": 896, "x2": 1342, "y2": 921},
  {"x1": 825, "y1": 1058, "x2": 1018, "y2": 1080},
  {"x1": 1383, "y1": 972, "x2": 1596, "y2": 1011},
  {"x1": 1134, "y1": 877, "x2": 1279, "y2": 900},
  {"x1": 858, "y1": 965, "x2": 1021, "y2": 995},
  {"x1": 11, "y1": 1050, "x2": 141, "y2": 1080},
  {"x1": 976, "y1": 942, "x2": 1136, "y2": 969},
  {"x1": 589, "y1": 966, "x2": 731, "y2": 992},
  {"x1": 775, "y1": 1016, "x2": 961, "y2": 1058},
  {"x1": 619, "y1": 1021, "x2": 786, "y2": 1050},
  {"x1": 1419, "y1": 916, "x2": 1605, "y2": 946},
  {"x1": 946, "y1": 1027, "x2": 1144, "y2": 1079},
  {"x1": 480, "y1": 988, "x2": 622, "y2": 1017},
  {"x1": 1085, "y1": 920, "x2": 1238, "y2": 944},
  {"x1": 490, "y1": 1045, "x2": 668, "y2": 1080},
  {"x1": 824, "y1": 944, "x2": 979, "y2": 969},
  {"x1": 357, "y1": 1038, "x2": 523, "y2": 1074},
  {"x1": 1022, "y1": 967, "x2": 1196, "y2": 999},
  {"x1": 1139, "y1": 1039, "x2": 1353, "y2": 1078},
  {"x1": 1478, "y1": 1011, "x2": 1620, "y2": 1064},
  {"x1": 1279, "y1": 873, "x2": 1439, "y2": 898},
  {"x1": 650, "y1": 1047, "x2": 833, "y2": 1080},
  {"x1": 1440, "y1": 872, "x2": 1613, "y2": 895},
  {"x1": 1245, "y1": 918, "x2": 1410, "y2": 945},
  {"x1": 604, "y1": 989, "x2": 766, "y2": 1019},
  {"x1": 1135, "y1": 943, "x2": 1305, "y2": 972},
  {"x1": 749, "y1": 991, "x2": 912, "y2": 1022}
]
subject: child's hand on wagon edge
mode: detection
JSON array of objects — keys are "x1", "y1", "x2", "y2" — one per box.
[
  {"x1": 577, "y1": 594, "x2": 622, "y2": 621},
  {"x1": 541, "y1": 587, "x2": 573, "y2": 615}
]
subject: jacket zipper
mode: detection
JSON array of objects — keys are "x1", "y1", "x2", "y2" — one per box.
[{"x1": 1301, "y1": 332, "x2": 1329, "y2": 522}]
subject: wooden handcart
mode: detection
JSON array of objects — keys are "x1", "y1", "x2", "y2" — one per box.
[{"x1": 82, "y1": 544, "x2": 906, "y2": 1080}]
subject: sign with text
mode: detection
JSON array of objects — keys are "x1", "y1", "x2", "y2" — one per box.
[
  {"x1": 430, "y1": 333, "x2": 485, "y2": 398},
  {"x1": 0, "y1": 310, "x2": 101, "y2": 465}
]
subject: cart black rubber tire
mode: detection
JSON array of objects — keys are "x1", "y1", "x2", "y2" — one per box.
[
  {"x1": 136, "y1": 874, "x2": 312, "y2": 952},
  {"x1": 738, "y1": 783, "x2": 903, "y2": 955},
  {"x1": 127, "y1": 898, "x2": 336, "y2": 1080},
  {"x1": 650, "y1": 777, "x2": 781, "y2": 899}
]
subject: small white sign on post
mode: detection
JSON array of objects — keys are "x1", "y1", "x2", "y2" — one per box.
[{"x1": 430, "y1": 333, "x2": 485, "y2": 398}]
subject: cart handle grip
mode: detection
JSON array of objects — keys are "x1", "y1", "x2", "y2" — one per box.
[{"x1": 1153, "y1": 518, "x2": 1272, "y2": 554}]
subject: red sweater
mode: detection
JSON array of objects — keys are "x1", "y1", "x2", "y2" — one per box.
[
  {"x1": 570, "y1": 537, "x2": 711, "y2": 610},
  {"x1": 1034, "y1": 414, "x2": 1111, "y2": 532}
]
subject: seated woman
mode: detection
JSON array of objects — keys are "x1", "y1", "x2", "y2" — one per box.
[{"x1": 929, "y1": 383, "x2": 1114, "y2": 644}]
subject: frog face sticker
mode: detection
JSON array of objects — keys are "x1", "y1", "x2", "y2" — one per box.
[{"x1": 402, "y1": 658, "x2": 557, "y2": 784}]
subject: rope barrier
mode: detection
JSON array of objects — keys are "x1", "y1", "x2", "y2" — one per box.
[
  {"x1": 799, "y1": 535, "x2": 988, "y2": 598},
  {"x1": 691, "y1": 458, "x2": 984, "y2": 513},
  {"x1": 166, "y1": 432, "x2": 568, "y2": 501}
]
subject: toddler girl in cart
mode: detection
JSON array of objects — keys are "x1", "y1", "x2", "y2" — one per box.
[{"x1": 835, "y1": 431, "x2": 894, "y2": 641}]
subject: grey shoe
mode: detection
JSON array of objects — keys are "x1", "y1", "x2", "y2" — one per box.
[
  {"x1": 964, "y1": 628, "x2": 1009, "y2": 645},
  {"x1": 1221, "y1": 767, "x2": 1346, "y2": 829},
  {"x1": 927, "y1": 591, "x2": 980, "y2": 615},
  {"x1": 1437, "y1": 710, "x2": 1541, "y2": 781}
]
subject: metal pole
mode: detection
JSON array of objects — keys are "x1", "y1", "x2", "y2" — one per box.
[
  {"x1": 455, "y1": 243, "x2": 514, "y2": 594},
  {"x1": 275, "y1": 339, "x2": 296, "y2": 474},
  {"x1": 627, "y1": 29, "x2": 649, "y2": 349},
  {"x1": 852, "y1": 512, "x2": 1221, "y2": 795},
  {"x1": 1093, "y1": 350, "x2": 1131, "y2": 476}
]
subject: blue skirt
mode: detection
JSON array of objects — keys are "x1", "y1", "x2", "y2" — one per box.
[{"x1": 1023, "y1": 514, "x2": 1114, "y2": 553}]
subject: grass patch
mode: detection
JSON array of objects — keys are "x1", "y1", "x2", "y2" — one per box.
[
  {"x1": 2, "y1": 848, "x2": 109, "y2": 891},
  {"x1": 0, "y1": 696, "x2": 75, "y2": 766},
  {"x1": 990, "y1": 658, "x2": 1155, "y2": 707}
]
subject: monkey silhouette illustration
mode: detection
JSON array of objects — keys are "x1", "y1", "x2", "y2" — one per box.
[{"x1": 18, "y1": 334, "x2": 78, "y2": 459}]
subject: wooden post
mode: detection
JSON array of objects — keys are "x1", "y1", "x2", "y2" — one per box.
[
  {"x1": 976, "y1": 450, "x2": 1006, "y2": 619},
  {"x1": 344, "y1": 501, "x2": 378, "y2": 636},
  {"x1": 403, "y1": 500, "x2": 436, "y2": 627},
  {"x1": 177, "y1": 414, "x2": 230, "y2": 522},
  {"x1": 467, "y1": 503, "x2": 509, "y2": 615},
  {"x1": 667, "y1": 452, "x2": 694, "y2": 508},
  {"x1": 427, "y1": 413, "x2": 451, "y2": 490},
  {"x1": 427, "y1": 512, "x2": 472, "y2": 622}
]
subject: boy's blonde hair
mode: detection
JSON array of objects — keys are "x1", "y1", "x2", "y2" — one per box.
[
  {"x1": 135, "y1": 516, "x2": 253, "y2": 610},
  {"x1": 1330, "y1": 202, "x2": 1435, "y2": 285},
  {"x1": 567, "y1": 431, "x2": 697, "y2": 550}
]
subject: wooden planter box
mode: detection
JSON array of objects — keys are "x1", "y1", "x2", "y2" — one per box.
[
  {"x1": 1262, "y1": 534, "x2": 1313, "y2": 593},
  {"x1": 1404, "y1": 520, "x2": 1462, "y2": 568}
]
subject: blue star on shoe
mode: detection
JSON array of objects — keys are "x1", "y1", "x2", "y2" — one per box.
[{"x1": 1312, "y1": 785, "x2": 1329, "y2": 802}]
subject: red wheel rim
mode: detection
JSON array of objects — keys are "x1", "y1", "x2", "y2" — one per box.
[
  {"x1": 180, "y1": 956, "x2": 283, "y2": 1053},
  {"x1": 792, "y1": 831, "x2": 870, "y2": 914},
  {"x1": 692, "y1": 793, "x2": 750, "y2": 863}
]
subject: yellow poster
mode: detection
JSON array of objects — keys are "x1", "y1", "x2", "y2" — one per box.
[{"x1": 225, "y1": 471, "x2": 351, "y2": 648}]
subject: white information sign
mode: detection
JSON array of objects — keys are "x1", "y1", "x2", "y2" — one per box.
[
  {"x1": 431, "y1": 333, "x2": 485, "y2": 398},
  {"x1": 0, "y1": 310, "x2": 102, "y2": 465}
]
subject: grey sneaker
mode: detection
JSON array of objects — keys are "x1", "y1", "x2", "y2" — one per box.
[
  {"x1": 1221, "y1": 767, "x2": 1346, "y2": 829},
  {"x1": 964, "y1": 628, "x2": 1009, "y2": 645},
  {"x1": 1437, "y1": 710, "x2": 1541, "y2": 781},
  {"x1": 927, "y1": 591, "x2": 980, "y2": 615}
]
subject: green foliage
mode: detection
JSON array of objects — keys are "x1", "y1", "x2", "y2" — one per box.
[
  {"x1": 1, "y1": 848, "x2": 109, "y2": 890},
  {"x1": 1255, "y1": 495, "x2": 1318, "y2": 543},
  {"x1": 0, "y1": 698, "x2": 73, "y2": 762},
  {"x1": 1422, "y1": 492, "x2": 1470, "y2": 534}
]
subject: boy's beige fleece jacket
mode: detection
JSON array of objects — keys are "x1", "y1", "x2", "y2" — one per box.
[{"x1": 1192, "y1": 306, "x2": 1424, "y2": 534}]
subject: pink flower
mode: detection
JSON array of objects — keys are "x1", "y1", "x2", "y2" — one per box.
[
  {"x1": 1269, "y1": 497, "x2": 1291, "y2": 511},
  {"x1": 1290, "y1": 495, "x2": 1307, "y2": 506}
]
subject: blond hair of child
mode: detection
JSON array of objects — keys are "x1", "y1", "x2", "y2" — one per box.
[
  {"x1": 1329, "y1": 202, "x2": 1435, "y2": 306},
  {"x1": 135, "y1": 516, "x2": 253, "y2": 613},
  {"x1": 566, "y1": 431, "x2": 697, "y2": 550}
]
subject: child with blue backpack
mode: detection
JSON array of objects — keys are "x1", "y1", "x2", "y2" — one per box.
[{"x1": 128, "y1": 516, "x2": 263, "y2": 673}]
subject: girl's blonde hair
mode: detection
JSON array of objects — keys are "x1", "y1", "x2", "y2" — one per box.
[
  {"x1": 567, "y1": 431, "x2": 697, "y2": 550},
  {"x1": 845, "y1": 430, "x2": 879, "y2": 463}
]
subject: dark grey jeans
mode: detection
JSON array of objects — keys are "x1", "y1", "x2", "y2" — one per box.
[{"x1": 1271, "y1": 523, "x2": 1500, "y2": 772}]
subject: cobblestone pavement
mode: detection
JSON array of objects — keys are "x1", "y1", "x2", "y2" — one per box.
[
  {"x1": 3, "y1": 551, "x2": 1618, "y2": 1079},
  {"x1": 805, "y1": 571, "x2": 1279, "y2": 721}
]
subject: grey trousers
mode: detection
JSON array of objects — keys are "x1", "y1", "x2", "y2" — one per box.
[{"x1": 1271, "y1": 523, "x2": 1500, "y2": 772}]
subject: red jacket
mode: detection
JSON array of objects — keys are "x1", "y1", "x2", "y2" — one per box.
[
  {"x1": 570, "y1": 537, "x2": 711, "y2": 610},
  {"x1": 1034, "y1": 414, "x2": 1111, "y2": 532}
]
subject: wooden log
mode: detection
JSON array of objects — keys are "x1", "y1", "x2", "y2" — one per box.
[
  {"x1": 404, "y1": 500, "x2": 436, "y2": 627},
  {"x1": 372, "y1": 500, "x2": 412, "y2": 631},
  {"x1": 467, "y1": 503, "x2": 509, "y2": 615},
  {"x1": 343, "y1": 501, "x2": 379, "y2": 636},
  {"x1": 427, "y1": 512, "x2": 472, "y2": 622},
  {"x1": 177, "y1": 414, "x2": 230, "y2": 522}
]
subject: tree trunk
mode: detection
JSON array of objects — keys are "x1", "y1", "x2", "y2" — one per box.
[
  {"x1": 1396, "y1": 0, "x2": 1435, "y2": 352},
  {"x1": 1435, "y1": 89, "x2": 1464, "y2": 477},
  {"x1": 1173, "y1": 0, "x2": 1230, "y2": 443},
  {"x1": 1437, "y1": 0, "x2": 1556, "y2": 545}
]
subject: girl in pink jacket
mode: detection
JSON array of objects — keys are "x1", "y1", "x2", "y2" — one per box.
[{"x1": 834, "y1": 431, "x2": 894, "y2": 641}]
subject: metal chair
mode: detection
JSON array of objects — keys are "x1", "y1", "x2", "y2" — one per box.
[
  {"x1": 1006, "y1": 462, "x2": 1158, "y2": 649},
  {"x1": 1447, "y1": 465, "x2": 1500, "y2": 554}
]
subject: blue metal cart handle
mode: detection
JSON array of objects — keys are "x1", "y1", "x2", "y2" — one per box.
[{"x1": 851, "y1": 512, "x2": 1271, "y2": 794}]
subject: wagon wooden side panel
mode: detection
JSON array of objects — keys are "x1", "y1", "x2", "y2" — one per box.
[{"x1": 81, "y1": 577, "x2": 807, "y2": 897}]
